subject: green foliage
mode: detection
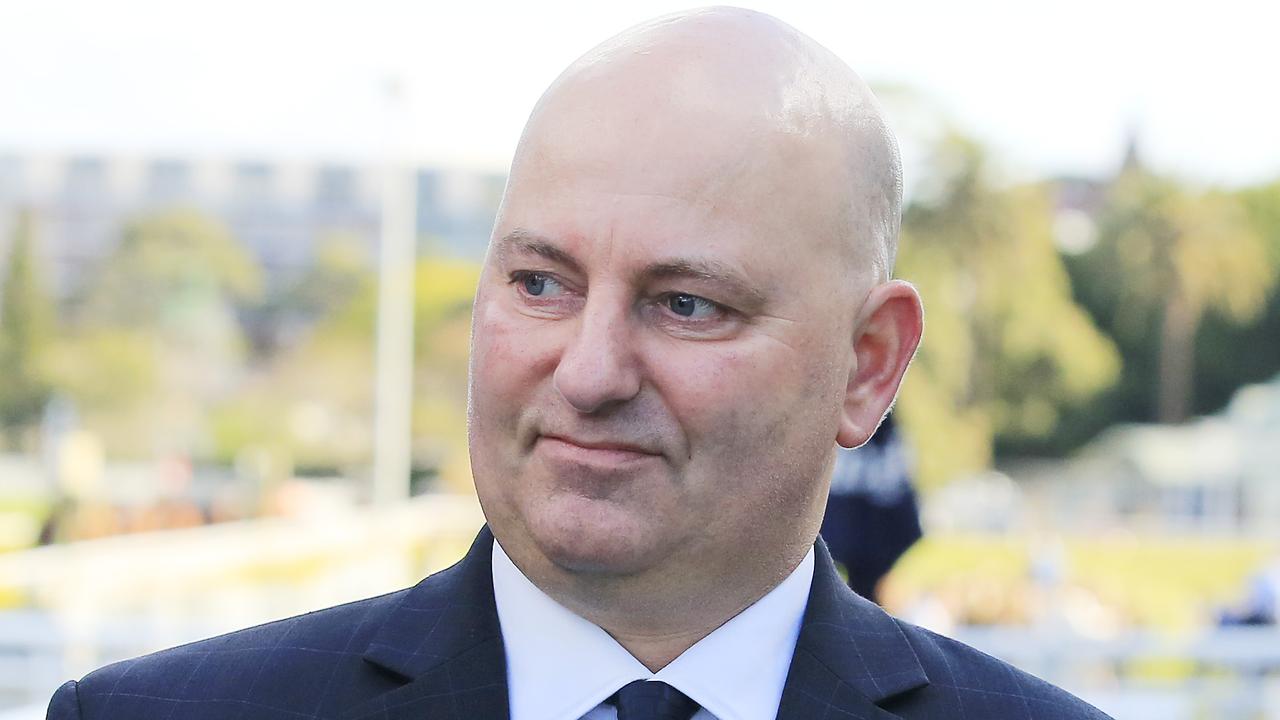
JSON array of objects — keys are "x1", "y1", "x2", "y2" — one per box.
[
  {"x1": 208, "y1": 254, "x2": 481, "y2": 484},
  {"x1": 1192, "y1": 181, "x2": 1280, "y2": 407},
  {"x1": 1073, "y1": 170, "x2": 1275, "y2": 423},
  {"x1": 291, "y1": 233, "x2": 371, "y2": 318},
  {"x1": 895, "y1": 134, "x2": 1120, "y2": 487},
  {"x1": 1100, "y1": 173, "x2": 1271, "y2": 324},
  {"x1": 79, "y1": 208, "x2": 263, "y2": 329},
  {"x1": 1238, "y1": 180, "x2": 1280, "y2": 268},
  {"x1": 50, "y1": 209, "x2": 263, "y2": 458},
  {"x1": 306, "y1": 253, "x2": 480, "y2": 347},
  {"x1": 248, "y1": 232, "x2": 370, "y2": 352},
  {"x1": 45, "y1": 328, "x2": 157, "y2": 409},
  {"x1": 0, "y1": 210, "x2": 57, "y2": 441}
]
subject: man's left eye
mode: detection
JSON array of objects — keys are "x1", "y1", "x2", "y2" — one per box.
[{"x1": 666, "y1": 293, "x2": 719, "y2": 319}]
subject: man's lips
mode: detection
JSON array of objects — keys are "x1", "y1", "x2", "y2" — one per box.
[
  {"x1": 541, "y1": 433, "x2": 657, "y2": 454},
  {"x1": 536, "y1": 434, "x2": 663, "y2": 467}
]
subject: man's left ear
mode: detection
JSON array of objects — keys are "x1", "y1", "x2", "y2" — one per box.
[{"x1": 836, "y1": 280, "x2": 924, "y2": 449}]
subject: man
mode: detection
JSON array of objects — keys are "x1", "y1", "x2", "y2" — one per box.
[{"x1": 49, "y1": 7, "x2": 1111, "y2": 719}]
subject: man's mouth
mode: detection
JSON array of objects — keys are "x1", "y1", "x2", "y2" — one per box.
[{"x1": 536, "y1": 434, "x2": 662, "y2": 468}]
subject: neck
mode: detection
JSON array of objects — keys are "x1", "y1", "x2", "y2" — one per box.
[
  {"x1": 510, "y1": 538, "x2": 813, "y2": 672},
  {"x1": 604, "y1": 623, "x2": 729, "y2": 673}
]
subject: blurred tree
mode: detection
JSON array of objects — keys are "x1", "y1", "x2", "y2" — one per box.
[
  {"x1": 1179, "y1": 180, "x2": 1280, "y2": 417},
  {"x1": 51, "y1": 209, "x2": 263, "y2": 457},
  {"x1": 408, "y1": 261, "x2": 483, "y2": 493},
  {"x1": 288, "y1": 233, "x2": 370, "y2": 318},
  {"x1": 1239, "y1": 180, "x2": 1280, "y2": 268},
  {"x1": 46, "y1": 329, "x2": 157, "y2": 413},
  {"x1": 894, "y1": 134, "x2": 1121, "y2": 487},
  {"x1": 0, "y1": 209, "x2": 56, "y2": 445},
  {"x1": 1086, "y1": 170, "x2": 1273, "y2": 423},
  {"x1": 78, "y1": 208, "x2": 262, "y2": 329},
  {"x1": 240, "y1": 232, "x2": 370, "y2": 358},
  {"x1": 209, "y1": 254, "x2": 480, "y2": 491}
]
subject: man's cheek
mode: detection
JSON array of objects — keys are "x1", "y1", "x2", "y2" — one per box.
[
  {"x1": 480, "y1": 301, "x2": 569, "y2": 379},
  {"x1": 474, "y1": 307, "x2": 533, "y2": 386},
  {"x1": 667, "y1": 348, "x2": 774, "y2": 442},
  {"x1": 469, "y1": 326, "x2": 529, "y2": 441}
]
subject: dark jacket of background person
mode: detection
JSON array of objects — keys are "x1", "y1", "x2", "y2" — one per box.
[
  {"x1": 48, "y1": 527, "x2": 1111, "y2": 720},
  {"x1": 820, "y1": 414, "x2": 922, "y2": 603}
]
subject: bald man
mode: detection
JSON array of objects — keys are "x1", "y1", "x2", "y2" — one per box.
[{"x1": 48, "y1": 7, "x2": 1111, "y2": 720}]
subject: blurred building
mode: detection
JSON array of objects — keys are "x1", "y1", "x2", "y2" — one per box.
[
  {"x1": 0, "y1": 152, "x2": 505, "y2": 300},
  {"x1": 935, "y1": 373, "x2": 1280, "y2": 535},
  {"x1": 1055, "y1": 372, "x2": 1280, "y2": 534}
]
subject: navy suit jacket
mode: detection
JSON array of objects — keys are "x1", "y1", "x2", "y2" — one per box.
[{"x1": 48, "y1": 527, "x2": 1111, "y2": 719}]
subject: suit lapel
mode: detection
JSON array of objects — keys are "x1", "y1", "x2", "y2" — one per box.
[
  {"x1": 339, "y1": 528, "x2": 928, "y2": 720},
  {"x1": 342, "y1": 527, "x2": 510, "y2": 720},
  {"x1": 775, "y1": 538, "x2": 930, "y2": 720}
]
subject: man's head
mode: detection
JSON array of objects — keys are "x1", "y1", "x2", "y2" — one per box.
[{"x1": 467, "y1": 7, "x2": 922, "y2": 606}]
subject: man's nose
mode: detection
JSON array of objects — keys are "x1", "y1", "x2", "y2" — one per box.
[{"x1": 552, "y1": 296, "x2": 642, "y2": 414}]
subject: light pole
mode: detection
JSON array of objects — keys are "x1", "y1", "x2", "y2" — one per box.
[{"x1": 371, "y1": 76, "x2": 416, "y2": 504}]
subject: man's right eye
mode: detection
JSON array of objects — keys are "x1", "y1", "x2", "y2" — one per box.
[{"x1": 510, "y1": 271, "x2": 564, "y2": 298}]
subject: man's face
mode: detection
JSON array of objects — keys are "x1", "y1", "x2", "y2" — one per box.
[{"x1": 467, "y1": 105, "x2": 860, "y2": 584}]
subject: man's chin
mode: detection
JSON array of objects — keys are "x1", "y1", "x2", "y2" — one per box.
[
  {"x1": 540, "y1": 543, "x2": 645, "y2": 576},
  {"x1": 526, "y1": 500, "x2": 665, "y2": 577}
]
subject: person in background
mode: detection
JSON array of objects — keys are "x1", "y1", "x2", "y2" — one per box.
[
  {"x1": 820, "y1": 413, "x2": 922, "y2": 603},
  {"x1": 1218, "y1": 556, "x2": 1280, "y2": 627}
]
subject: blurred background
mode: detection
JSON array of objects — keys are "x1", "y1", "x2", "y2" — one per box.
[{"x1": 1, "y1": 1, "x2": 1278, "y2": 718}]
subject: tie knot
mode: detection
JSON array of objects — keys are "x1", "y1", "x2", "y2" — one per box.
[{"x1": 609, "y1": 680, "x2": 700, "y2": 720}]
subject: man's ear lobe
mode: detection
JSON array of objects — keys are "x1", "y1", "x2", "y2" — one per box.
[{"x1": 836, "y1": 280, "x2": 924, "y2": 448}]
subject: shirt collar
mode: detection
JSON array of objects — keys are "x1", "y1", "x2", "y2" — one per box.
[{"x1": 492, "y1": 540, "x2": 815, "y2": 720}]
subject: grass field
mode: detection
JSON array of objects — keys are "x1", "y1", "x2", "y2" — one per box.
[{"x1": 887, "y1": 533, "x2": 1279, "y2": 633}]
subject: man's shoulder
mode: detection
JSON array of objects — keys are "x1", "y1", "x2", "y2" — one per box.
[
  {"x1": 84, "y1": 586, "x2": 409, "y2": 678},
  {"x1": 52, "y1": 528, "x2": 503, "y2": 720},
  {"x1": 60, "y1": 587, "x2": 412, "y2": 719},
  {"x1": 889, "y1": 618, "x2": 1112, "y2": 719}
]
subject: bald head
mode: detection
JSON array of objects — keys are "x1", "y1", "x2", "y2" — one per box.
[{"x1": 503, "y1": 6, "x2": 903, "y2": 284}]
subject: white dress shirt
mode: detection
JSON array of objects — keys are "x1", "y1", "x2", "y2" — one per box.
[{"x1": 492, "y1": 539, "x2": 815, "y2": 720}]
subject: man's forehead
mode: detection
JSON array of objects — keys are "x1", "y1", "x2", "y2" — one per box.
[
  {"x1": 497, "y1": 7, "x2": 901, "y2": 288},
  {"x1": 512, "y1": 96, "x2": 780, "y2": 214},
  {"x1": 498, "y1": 125, "x2": 855, "y2": 272}
]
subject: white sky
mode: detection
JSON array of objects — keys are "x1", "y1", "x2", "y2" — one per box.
[{"x1": 1, "y1": 0, "x2": 1277, "y2": 186}]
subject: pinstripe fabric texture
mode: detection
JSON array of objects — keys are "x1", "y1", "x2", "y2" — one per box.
[{"x1": 48, "y1": 527, "x2": 1112, "y2": 719}]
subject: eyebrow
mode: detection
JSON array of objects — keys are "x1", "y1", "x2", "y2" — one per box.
[
  {"x1": 496, "y1": 229, "x2": 584, "y2": 275},
  {"x1": 643, "y1": 258, "x2": 767, "y2": 310},
  {"x1": 496, "y1": 228, "x2": 767, "y2": 310}
]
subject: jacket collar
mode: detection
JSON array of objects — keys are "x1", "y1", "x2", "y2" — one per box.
[
  {"x1": 345, "y1": 527, "x2": 928, "y2": 720},
  {"x1": 344, "y1": 526, "x2": 509, "y2": 719},
  {"x1": 775, "y1": 537, "x2": 930, "y2": 719}
]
